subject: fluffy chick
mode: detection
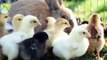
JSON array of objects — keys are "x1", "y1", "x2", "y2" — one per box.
[
  {"x1": 44, "y1": 17, "x2": 70, "y2": 48},
  {"x1": 19, "y1": 32, "x2": 48, "y2": 60},
  {"x1": 12, "y1": 14, "x2": 24, "y2": 31},
  {"x1": 87, "y1": 13, "x2": 105, "y2": 60},
  {"x1": 52, "y1": 26, "x2": 90, "y2": 60},
  {"x1": 44, "y1": 17, "x2": 56, "y2": 41},
  {"x1": 45, "y1": 17, "x2": 56, "y2": 30},
  {"x1": 0, "y1": 15, "x2": 41, "y2": 60},
  {"x1": 19, "y1": 15, "x2": 41, "y2": 37},
  {"x1": 0, "y1": 13, "x2": 10, "y2": 37},
  {"x1": 0, "y1": 13, "x2": 10, "y2": 60}
]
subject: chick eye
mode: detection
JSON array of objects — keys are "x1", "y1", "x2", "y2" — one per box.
[
  {"x1": 82, "y1": 32, "x2": 86, "y2": 34},
  {"x1": 18, "y1": 19, "x2": 21, "y2": 21},
  {"x1": 33, "y1": 21, "x2": 37, "y2": 23},
  {"x1": 4, "y1": 16, "x2": 8, "y2": 18},
  {"x1": 64, "y1": 22, "x2": 67, "y2": 24}
]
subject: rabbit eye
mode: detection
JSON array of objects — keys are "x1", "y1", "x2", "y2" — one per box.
[{"x1": 61, "y1": 15, "x2": 66, "y2": 19}]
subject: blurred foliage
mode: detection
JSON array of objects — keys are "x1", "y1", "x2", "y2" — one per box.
[
  {"x1": 0, "y1": 0, "x2": 107, "y2": 24},
  {"x1": 64, "y1": 0, "x2": 107, "y2": 24},
  {"x1": 64, "y1": 0, "x2": 85, "y2": 2}
]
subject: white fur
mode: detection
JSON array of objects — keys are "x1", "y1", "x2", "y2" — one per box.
[
  {"x1": 0, "y1": 15, "x2": 41, "y2": 60},
  {"x1": 52, "y1": 26, "x2": 90, "y2": 60}
]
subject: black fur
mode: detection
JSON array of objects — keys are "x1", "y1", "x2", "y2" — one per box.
[
  {"x1": 33, "y1": 32, "x2": 48, "y2": 43},
  {"x1": 19, "y1": 32, "x2": 48, "y2": 60},
  {"x1": 104, "y1": 28, "x2": 107, "y2": 38},
  {"x1": 81, "y1": 21, "x2": 89, "y2": 24}
]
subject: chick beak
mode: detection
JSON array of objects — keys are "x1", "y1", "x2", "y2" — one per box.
[
  {"x1": 67, "y1": 23, "x2": 71, "y2": 27},
  {"x1": 86, "y1": 31, "x2": 91, "y2": 38},
  {"x1": 5, "y1": 16, "x2": 10, "y2": 22},
  {"x1": 37, "y1": 21, "x2": 41, "y2": 26},
  {"x1": 8, "y1": 17, "x2": 11, "y2": 21}
]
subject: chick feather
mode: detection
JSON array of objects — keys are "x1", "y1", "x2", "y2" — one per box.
[
  {"x1": 52, "y1": 25, "x2": 90, "y2": 60},
  {"x1": 19, "y1": 32, "x2": 48, "y2": 60},
  {"x1": 0, "y1": 13, "x2": 10, "y2": 37},
  {"x1": 0, "y1": 15, "x2": 41, "y2": 60},
  {"x1": 12, "y1": 14, "x2": 24, "y2": 31},
  {"x1": 44, "y1": 17, "x2": 70, "y2": 48},
  {"x1": 44, "y1": 17, "x2": 56, "y2": 39},
  {"x1": 87, "y1": 14, "x2": 105, "y2": 60},
  {"x1": 0, "y1": 13, "x2": 10, "y2": 60}
]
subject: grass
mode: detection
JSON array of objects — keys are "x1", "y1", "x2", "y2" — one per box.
[{"x1": 64, "y1": 0, "x2": 107, "y2": 24}]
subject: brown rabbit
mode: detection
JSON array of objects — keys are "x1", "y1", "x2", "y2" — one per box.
[{"x1": 9, "y1": 0, "x2": 78, "y2": 33}]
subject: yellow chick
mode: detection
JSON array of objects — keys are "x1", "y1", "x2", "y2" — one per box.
[
  {"x1": 0, "y1": 13, "x2": 10, "y2": 37},
  {"x1": 12, "y1": 14, "x2": 24, "y2": 31},
  {"x1": 44, "y1": 17, "x2": 70, "y2": 48}
]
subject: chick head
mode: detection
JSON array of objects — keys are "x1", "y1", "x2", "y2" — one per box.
[
  {"x1": 12, "y1": 14, "x2": 24, "y2": 30},
  {"x1": 21, "y1": 15, "x2": 41, "y2": 28},
  {"x1": 0, "y1": 13, "x2": 10, "y2": 22},
  {"x1": 55, "y1": 18, "x2": 70, "y2": 29},
  {"x1": 89, "y1": 13, "x2": 102, "y2": 25},
  {"x1": 45, "y1": 17, "x2": 56, "y2": 27},
  {"x1": 70, "y1": 26, "x2": 91, "y2": 39},
  {"x1": 12, "y1": 14, "x2": 24, "y2": 24}
]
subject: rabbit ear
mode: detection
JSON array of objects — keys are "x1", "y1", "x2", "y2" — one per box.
[
  {"x1": 58, "y1": 0, "x2": 63, "y2": 5},
  {"x1": 45, "y1": 0, "x2": 61, "y2": 11}
]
